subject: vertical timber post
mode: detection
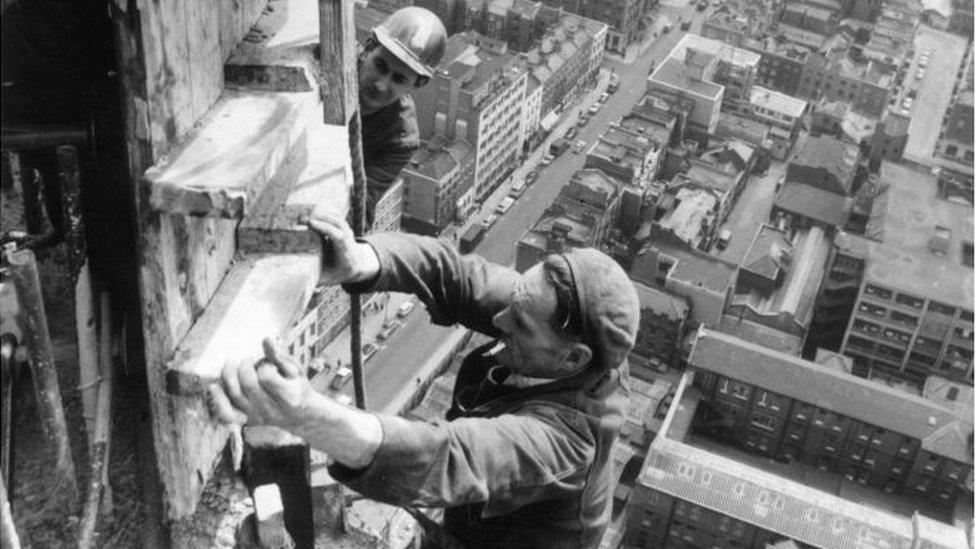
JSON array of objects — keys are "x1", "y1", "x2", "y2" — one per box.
[{"x1": 319, "y1": 0, "x2": 368, "y2": 412}]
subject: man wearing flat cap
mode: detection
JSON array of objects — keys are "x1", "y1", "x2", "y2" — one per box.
[
  {"x1": 210, "y1": 212, "x2": 641, "y2": 548},
  {"x1": 358, "y1": 7, "x2": 446, "y2": 227}
]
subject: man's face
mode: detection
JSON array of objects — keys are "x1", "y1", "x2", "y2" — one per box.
[
  {"x1": 359, "y1": 45, "x2": 422, "y2": 114},
  {"x1": 491, "y1": 264, "x2": 589, "y2": 379}
]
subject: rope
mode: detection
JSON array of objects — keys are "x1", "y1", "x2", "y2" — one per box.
[{"x1": 347, "y1": 111, "x2": 368, "y2": 411}]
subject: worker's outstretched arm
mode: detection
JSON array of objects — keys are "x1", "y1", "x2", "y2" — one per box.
[
  {"x1": 209, "y1": 338, "x2": 382, "y2": 469},
  {"x1": 308, "y1": 212, "x2": 518, "y2": 336}
]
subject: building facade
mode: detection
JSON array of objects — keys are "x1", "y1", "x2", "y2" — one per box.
[
  {"x1": 401, "y1": 138, "x2": 475, "y2": 235},
  {"x1": 413, "y1": 33, "x2": 528, "y2": 201},
  {"x1": 689, "y1": 329, "x2": 974, "y2": 507}
]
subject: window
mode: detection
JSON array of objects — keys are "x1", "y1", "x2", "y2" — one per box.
[
  {"x1": 928, "y1": 301, "x2": 956, "y2": 316},
  {"x1": 895, "y1": 293, "x2": 924, "y2": 309},
  {"x1": 731, "y1": 382, "x2": 751, "y2": 400},
  {"x1": 751, "y1": 415, "x2": 777, "y2": 432},
  {"x1": 864, "y1": 284, "x2": 892, "y2": 299},
  {"x1": 890, "y1": 311, "x2": 918, "y2": 326}
]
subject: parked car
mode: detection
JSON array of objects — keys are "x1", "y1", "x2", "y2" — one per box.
[
  {"x1": 495, "y1": 196, "x2": 515, "y2": 214},
  {"x1": 918, "y1": 56, "x2": 928, "y2": 67},
  {"x1": 902, "y1": 97, "x2": 914, "y2": 109},
  {"x1": 696, "y1": 1, "x2": 707, "y2": 10},
  {"x1": 509, "y1": 180, "x2": 525, "y2": 198},
  {"x1": 573, "y1": 139, "x2": 587, "y2": 154},
  {"x1": 480, "y1": 215, "x2": 496, "y2": 230},
  {"x1": 566, "y1": 126, "x2": 579, "y2": 140},
  {"x1": 541, "y1": 154, "x2": 554, "y2": 166},
  {"x1": 577, "y1": 114, "x2": 589, "y2": 127},
  {"x1": 915, "y1": 69, "x2": 924, "y2": 80},
  {"x1": 377, "y1": 319, "x2": 400, "y2": 341},
  {"x1": 526, "y1": 169, "x2": 540, "y2": 183},
  {"x1": 599, "y1": 92, "x2": 610, "y2": 103},
  {"x1": 588, "y1": 104, "x2": 599, "y2": 115},
  {"x1": 716, "y1": 229, "x2": 732, "y2": 251},
  {"x1": 662, "y1": 24, "x2": 672, "y2": 33},
  {"x1": 330, "y1": 366, "x2": 353, "y2": 390},
  {"x1": 397, "y1": 300, "x2": 415, "y2": 318},
  {"x1": 680, "y1": 20, "x2": 691, "y2": 30}
]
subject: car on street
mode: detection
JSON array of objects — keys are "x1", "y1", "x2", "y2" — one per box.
[
  {"x1": 526, "y1": 169, "x2": 540, "y2": 183},
  {"x1": 397, "y1": 300, "x2": 415, "y2": 318},
  {"x1": 915, "y1": 69, "x2": 924, "y2": 80},
  {"x1": 509, "y1": 180, "x2": 525, "y2": 198},
  {"x1": 696, "y1": 1, "x2": 707, "y2": 10},
  {"x1": 662, "y1": 23, "x2": 672, "y2": 33},
  {"x1": 599, "y1": 92, "x2": 610, "y2": 103},
  {"x1": 902, "y1": 97, "x2": 914, "y2": 110},
  {"x1": 566, "y1": 126, "x2": 579, "y2": 140},
  {"x1": 680, "y1": 20, "x2": 691, "y2": 30},
  {"x1": 573, "y1": 140, "x2": 587, "y2": 154},
  {"x1": 541, "y1": 154, "x2": 554, "y2": 166},
  {"x1": 480, "y1": 214, "x2": 497, "y2": 229},
  {"x1": 495, "y1": 196, "x2": 515, "y2": 214},
  {"x1": 377, "y1": 319, "x2": 400, "y2": 341},
  {"x1": 330, "y1": 366, "x2": 353, "y2": 390},
  {"x1": 588, "y1": 104, "x2": 599, "y2": 115},
  {"x1": 577, "y1": 114, "x2": 589, "y2": 127}
]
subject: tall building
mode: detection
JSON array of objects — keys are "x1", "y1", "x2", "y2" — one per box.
[
  {"x1": 401, "y1": 138, "x2": 475, "y2": 235},
  {"x1": 689, "y1": 328, "x2": 974, "y2": 506},
  {"x1": 647, "y1": 34, "x2": 761, "y2": 137},
  {"x1": 412, "y1": 33, "x2": 527, "y2": 200},
  {"x1": 521, "y1": 14, "x2": 606, "y2": 120},
  {"x1": 632, "y1": 281, "x2": 690, "y2": 373},
  {"x1": 576, "y1": 0, "x2": 641, "y2": 54},
  {"x1": 823, "y1": 162, "x2": 974, "y2": 388}
]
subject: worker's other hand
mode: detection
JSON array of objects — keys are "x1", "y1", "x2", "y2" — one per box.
[
  {"x1": 208, "y1": 338, "x2": 315, "y2": 432},
  {"x1": 305, "y1": 212, "x2": 379, "y2": 285}
]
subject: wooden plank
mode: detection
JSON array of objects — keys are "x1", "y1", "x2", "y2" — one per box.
[
  {"x1": 238, "y1": 123, "x2": 351, "y2": 254},
  {"x1": 165, "y1": 253, "x2": 320, "y2": 395},
  {"x1": 225, "y1": 0, "x2": 321, "y2": 93},
  {"x1": 319, "y1": 0, "x2": 358, "y2": 125},
  {"x1": 186, "y1": 2, "x2": 222, "y2": 129},
  {"x1": 143, "y1": 89, "x2": 317, "y2": 217}
]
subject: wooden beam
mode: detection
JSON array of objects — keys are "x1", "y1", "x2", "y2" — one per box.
[
  {"x1": 238, "y1": 123, "x2": 351, "y2": 255},
  {"x1": 318, "y1": 0, "x2": 358, "y2": 125},
  {"x1": 164, "y1": 254, "x2": 320, "y2": 395}
]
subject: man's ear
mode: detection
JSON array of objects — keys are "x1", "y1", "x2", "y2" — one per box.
[{"x1": 566, "y1": 343, "x2": 593, "y2": 371}]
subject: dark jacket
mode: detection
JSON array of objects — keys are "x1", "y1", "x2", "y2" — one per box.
[
  {"x1": 361, "y1": 95, "x2": 420, "y2": 227},
  {"x1": 330, "y1": 233, "x2": 639, "y2": 548}
]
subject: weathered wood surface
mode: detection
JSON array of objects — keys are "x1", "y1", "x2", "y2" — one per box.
[
  {"x1": 319, "y1": 0, "x2": 358, "y2": 125},
  {"x1": 143, "y1": 90, "x2": 318, "y2": 217},
  {"x1": 238, "y1": 123, "x2": 351, "y2": 254},
  {"x1": 113, "y1": 0, "x2": 284, "y2": 526},
  {"x1": 4, "y1": 249, "x2": 79, "y2": 508},
  {"x1": 225, "y1": 0, "x2": 322, "y2": 93},
  {"x1": 165, "y1": 254, "x2": 320, "y2": 395}
]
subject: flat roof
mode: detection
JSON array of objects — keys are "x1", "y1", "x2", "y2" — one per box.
[
  {"x1": 688, "y1": 328, "x2": 973, "y2": 463},
  {"x1": 667, "y1": 33, "x2": 761, "y2": 68},
  {"x1": 750, "y1": 86, "x2": 808, "y2": 118},
  {"x1": 774, "y1": 182, "x2": 849, "y2": 227},
  {"x1": 649, "y1": 57, "x2": 724, "y2": 100},
  {"x1": 638, "y1": 437, "x2": 969, "y2": 549},
  {"x1": 852, "y1": 162, "x2": 974, "y2": 307},
  {"x1": 634, "y1": 281, "x2": 690, "y2": 321}
]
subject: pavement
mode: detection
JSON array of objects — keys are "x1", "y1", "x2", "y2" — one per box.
[{"x1": 902, "y1": 26, "x2": 970, "y2": 166}]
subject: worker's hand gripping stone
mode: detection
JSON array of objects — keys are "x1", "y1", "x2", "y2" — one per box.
[
  {"x1": 207, "y1": 338, "x2": 315, "y2": 431},
  {"x1": 305, "y1": 212, "x2": 379, "y2": 286}
]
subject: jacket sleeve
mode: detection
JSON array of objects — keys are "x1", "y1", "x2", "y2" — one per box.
[
  {"x1": 328, "y1": 406, "x2": 595, "y2": 516},
  {"x1": 346, "y1": 232, "x2": 519, "y2": 337}
]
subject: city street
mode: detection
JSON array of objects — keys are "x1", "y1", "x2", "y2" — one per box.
[
  {"x1": 340, "y1": 4, "x2": 714, "y2": 413},
  {"x1": 714, "y1": 161, "x2": 786, "y2": 264}
]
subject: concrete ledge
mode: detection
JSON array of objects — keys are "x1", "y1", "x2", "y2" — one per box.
[
  {"x1": 144, "y1": 89, "x2": 318, "y2": 217},
  {"x1": 225, "y1": 0, "x2": 321, "y2": 93},
  {"x1": 239, "y1": 123, "x2": 352, "y2": 254},
  {"x1": 165, "y1": 253, "x2": 320, "y2": 395}
]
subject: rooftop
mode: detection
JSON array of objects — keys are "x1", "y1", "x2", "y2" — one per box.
[
  {"x1": 634, "y1": 281, "x2": 690, "y2": 321},
  {"x1": 658, "y1": 186, "x2": 720, "y2": 247},
  {"x1": 667, "y1": 33, "x2": 762, "y2": 69},
  {"x1": 685, "y1": 164, "x2": 739, "y2": 195},
  {"x1": 750, "y1": 86, "x2": 809, "y2": 118},
  {"x1": 520, "y1": 212, "x2": 598, "y2": 252},
  {"x1": 789, "y1": 134, "x2": 860, "y2": 193},
  {"x1": 688, "y1": 328, "x2": 974, "y2": 463},
  {"x1": 442, "y1": 33, "x2": 522, "y2": 102},
  {"x1": 774, "y1": 181, "x2": 850, "y2": 227},
  {"x1": 845, "y1": 162, "x2": 974, "y2": 308},
  {"x1": 649, "y1": 57, "x2": 724, "y2": 100},
  {"x1": 782, "y1": 3, "x2": 835, "y2": 21},
  {"x1": 716, "y1": 315, "x2": 804, "y2": 354},
  {"x1": 777, "y1": 24, "x2": 828, "y2": 51},
  {"x1": 639, "y1": 437, "x2": 969, "y2": 549},
  {"x1": 733, "y1": 225, "x2": 831, "y2": 329},
  {"x1": 715, "y1": 112, "x2": 770, "y2": 146},
  {"x1": 634, "y1": 238, "x2": 738, "y2": 294}
]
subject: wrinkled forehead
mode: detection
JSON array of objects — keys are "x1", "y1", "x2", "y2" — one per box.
[{"x1": 511, "y1": 264, "x2": 557, "y2": 319}]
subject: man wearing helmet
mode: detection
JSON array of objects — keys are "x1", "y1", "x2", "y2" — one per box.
[
  {"x1": 358, "y1": 7, "x2": 446, "y2": 227},
  {"x1": 210, "y1": 212, "x2": 641, "y2": 547}
]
